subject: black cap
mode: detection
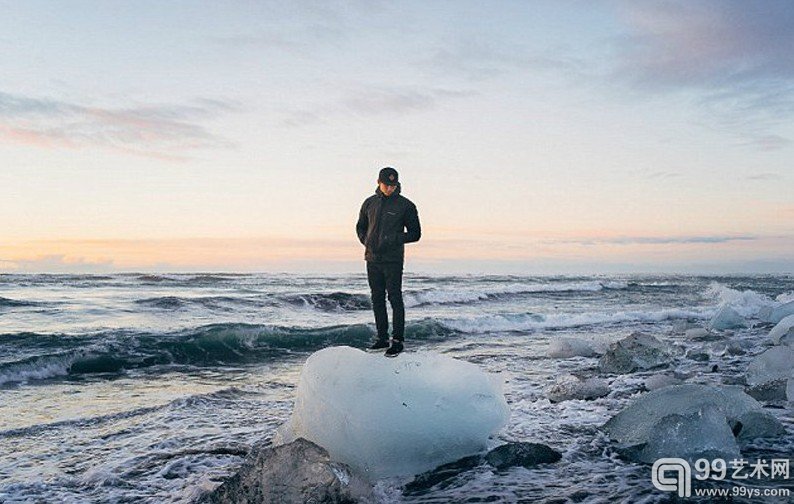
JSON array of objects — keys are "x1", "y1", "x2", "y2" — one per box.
[{"x1": 378, "y1": 167, "x2": 399, "y2": 186}]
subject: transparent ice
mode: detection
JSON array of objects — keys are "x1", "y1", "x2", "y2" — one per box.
[
  {"x1": 746, "y1": 346, "x2": 794, "y2": 387},
  {"x1": 274, "y1": 346, "x2": 510, "y2": 479},
  {"x1": 709, "y1": 304, "x2": 747, "y2": 330}
]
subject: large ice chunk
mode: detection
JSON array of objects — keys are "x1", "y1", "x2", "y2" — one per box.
[
  {"x1": 709, "y1": 304, "x2": 747, "y2": 330},
  {"x1": 275, "y1": 346, "x2": 510, "y2": 479},
  {"x1": 603, "y1": 384, "x2": 783, "y2": 462},
  {"x1": 769, "y1": 314, "x2": 794, "y2": 345},
  {"x1": 626, "y1": 406, "x2": 741, "y2": 463}
]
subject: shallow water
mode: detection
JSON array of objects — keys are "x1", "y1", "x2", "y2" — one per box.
[{"x1": 1, "y1": 273, "x2": 792, "y2": 502}]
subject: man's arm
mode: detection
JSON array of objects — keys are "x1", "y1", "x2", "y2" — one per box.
[
  {"x1": 356, "y1": 201, "x2": 368, "y2": 245},
  {"x1": 403, "y1": 203, "x2": 421, "y2": 244}
]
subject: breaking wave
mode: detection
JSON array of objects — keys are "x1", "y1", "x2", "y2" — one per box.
[
  {"x1": 277, "y1": 281, "x2": 635, "y2": 312},
  {"x1": 0, "y1": 320, "x2": 455, "y2": 385}
]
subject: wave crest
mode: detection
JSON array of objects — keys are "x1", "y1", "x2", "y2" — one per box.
[{"x1": 0, "y1": 320, "x2": 454, "y2": 385}]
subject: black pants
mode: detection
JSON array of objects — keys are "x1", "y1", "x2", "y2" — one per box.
[{"x1": 366, "y1": 261, "x2": 404, "y2": 342}]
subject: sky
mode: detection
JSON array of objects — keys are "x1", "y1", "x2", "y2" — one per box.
[{"x1": 1, "y1": 0, "x2": 792, "y2": 274}]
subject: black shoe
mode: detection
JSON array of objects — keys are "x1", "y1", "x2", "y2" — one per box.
[
  {"x1": 368, "y1": 339, "x2": 390, "y2": 351},
  {"x1": 385, "y1": 340, "x2": 404, "y2": 357}
]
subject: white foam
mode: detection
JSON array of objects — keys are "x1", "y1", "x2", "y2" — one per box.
[
  {"x1": 402, "y1": 281, "x2": 629, "y2": 307},
  {"x1": 0, "y1": 354, "x2": 74, "y2": 385},
  {"x1": 776, "y1": 292, "x2": 794, "y2": 303},
  {"x1": 440, "y1": 308, "x2": 711, "y2": 334}
]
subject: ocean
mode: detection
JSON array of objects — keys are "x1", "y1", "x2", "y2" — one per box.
[{"x1": 1, "y1": 273, "x2": 792, "y2": 503}]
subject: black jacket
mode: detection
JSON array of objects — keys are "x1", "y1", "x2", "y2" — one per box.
[{"x1": 356, "y1": 184, "x2": 421, "y2": 263}]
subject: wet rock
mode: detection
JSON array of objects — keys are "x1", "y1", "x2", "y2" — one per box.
[
  {"x1": 598, "y1": 333, "x2": 673, "y2": 374},
  {"x1": 403, "y1": 455, "x2": 481, "y2": 494},
  {"x1": 405, "y1": 442, "x2": 561, "y2": 493},
  {"x1": 603, "y1": 384, "x2": 784, "y2": 463},
  {"x1": 202, "y1": 438, "x2": 373, "y2": 504},
  {"x1": 546, "y1": 375, "x2": 609, "y2": 403},
  {"x1": 484, "y1": 442, "x2": 562, "y2": 470}
]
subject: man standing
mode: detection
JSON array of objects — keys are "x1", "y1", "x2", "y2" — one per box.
[{"x1": 356, "y1": 167, "x2": 421, "y2": 357}]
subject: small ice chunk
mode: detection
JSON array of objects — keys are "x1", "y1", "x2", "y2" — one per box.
[
  {"x1": 644, "y1": 373, "x2": 683, "y2": 391},
  {"x1": 709, "y1": 304, "x2": 747, "y2": 331},
  {"x1": 769, "y1": 314, "x2": 794, "y2": 345},
  {"x1": 546, "y1": 374, "x2": 609, "y2": 403},
  {"x1": 685, "y1": 328, "x2": 713, "y2": 340},
  {"x1": 598, "y1": 333, "x2": 673, "y2": 374},
  {"x1": 672, "y1": 320, "x2": 700, "y2": 334},
  {"x1": 745, "y1": 346, "x2": 794, "y2": 387},
  {"x1": 547, "y1": 338, "x2": 598, "y2": 358},
  {"x1": 274, "y1": 346, "x2": 510, "y2": 479}
]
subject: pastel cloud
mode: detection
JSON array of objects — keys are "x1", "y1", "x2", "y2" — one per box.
[
  {"x1": 614, "y1": 0, "x2": 794, "y2": 148},
  {"x1": 280, "y1": 86, "x2": 474, "y2": 126},
  {"x1": 0, "y1": 92, "x2": 238, "y2": 159},
  {"x1": 551, "y1": 235, "x2": 759, "y2": 246},
  {"x1": 0, "y1": 254, "x2": 115, "y2": 273},
  {"x1": 616, "y1": 0, "x2": 794, "y2": 88},
  {"x1": 423, "y1": 36, "x2": 585, "y2": 82}
]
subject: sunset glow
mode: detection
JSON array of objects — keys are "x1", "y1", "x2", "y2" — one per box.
[{"x1": 1, "y1": 1, "x2": 792, "y2": 273}]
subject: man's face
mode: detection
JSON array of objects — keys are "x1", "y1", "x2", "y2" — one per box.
[{"x1": 378, "y1": 180, "x2": 397, "y2": 196}]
